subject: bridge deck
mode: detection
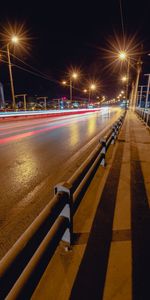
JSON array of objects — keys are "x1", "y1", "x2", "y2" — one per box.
[{"x1": 32, "y1": 111, "x2": 150, "y2": 300}]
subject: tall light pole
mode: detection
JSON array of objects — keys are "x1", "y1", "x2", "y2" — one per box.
[
  {"x1": 70, "y1": 78, "x2": 72, "y2": 101},
  {"x1": 118, "y1": 51, "x2": 130, "y2": 101},
  {"x1": 7, "y1": 44, "x2": 16, "y2": 110},
  {"x1": 121, "y1": 75, "x2": 128, "y2": 108},
  {"x1": 88, "y1": 89, "x2": 91, "y2": 103},
  {"x1": 7, "y1": 35, "x2": 19, "y2": 110},
  {"x1": 132, "y1": 59, "x2": 142, "y2": 110},
  {"x1": 89, "y1": 84, "x2": 96, "y2": 103},
  {"x1": 126, "y1": 58, "x2": 130, "y2": 100},
  {"x1": 70, "y1": 72, "x2": 78, "y2": 100}
]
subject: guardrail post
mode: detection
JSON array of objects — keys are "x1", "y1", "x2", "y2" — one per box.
[
  {"x1": 118, "y1": 117, "x2": 123, "y2": 128},
  {"x1": 147, "y1": 113, "x2": 150, "y2": 127},
  {"x1": 111, "y1": 124, "x2": 117, "y2": 144},
  {"x1": 114, "y1": 121, "x2": 119, "y2": 136},
  {"x1": 146, "y1": 113, "x2": 149, "y2": 126},
  {"x1": 54, "y1": 182, "x2": 73, "y2": 246},
  {"x1": 100, "y1": 138, "x2": 106, "y2": 166}
]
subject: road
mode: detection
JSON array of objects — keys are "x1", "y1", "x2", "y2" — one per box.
[{"x1": 0, "y1": 107, "x2": 122, "y2": 258}]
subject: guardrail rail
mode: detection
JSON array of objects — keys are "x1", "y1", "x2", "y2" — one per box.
[
  {"x1": 135, "y1": 107, "x2": 150, "y2": 127},
  {"x1": 0, "y1": 111, "x2": 126, "y2": 300}
]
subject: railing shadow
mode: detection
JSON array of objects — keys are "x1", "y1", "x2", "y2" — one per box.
[
  {"x1": 69, "y1": 142, "x2": 124, "y2": 300},
  {"x1": 130, "y1": 142, "x2": 150, "y2": 300}
]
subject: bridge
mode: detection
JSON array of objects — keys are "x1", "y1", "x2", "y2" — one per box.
[{"x1": 0, "y1": 107, "x2": 150, "y2": 299}]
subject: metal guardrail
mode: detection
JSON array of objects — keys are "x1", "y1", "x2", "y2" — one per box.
[
  {"x1": 135, "y1": 108, "x2": 150, "y2": 127},
  {"x1": 0, "y1": 112, "x2": 126, "y2": 299}
]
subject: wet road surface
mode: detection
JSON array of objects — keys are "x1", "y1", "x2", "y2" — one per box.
[{"x1": 0, "y1": 107, "x2": 122, "y2": 258}]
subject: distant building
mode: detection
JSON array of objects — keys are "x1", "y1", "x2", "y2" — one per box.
[{"x1": 0, "y1": 82, "x2": 5, "y2": 108}]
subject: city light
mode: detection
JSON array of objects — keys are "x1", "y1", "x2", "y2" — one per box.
[
  {"x1": 11, "y1": 35, "x2": 19, "y2": 44},
  {"x1": 121, "y1": 76, "x2": 128, "y2": 82},
  {"x1": 102, "y1": 34, "x2": 140, "y2": 77},
  {"x1": 83, "y1": 89, "x2": 87, "y2": 93},
  {"x1": 118, "y1": 51, "x2": 127, "y2": 61},
  {"x1": 90, "y1": 84, "x2": 96, "y2": 90},
  {"x1": 62, "y1": 81, "x2": 67, "y2": 85},
  {"x1": 72, "y1": 72, "x2": 78, "y2": 79},
  {"x1": 67, "y1": 69, "x2": 80, "y2": 100},
  {"x1": 1, "y1": 23, "x2": 30, "y2": 54}
]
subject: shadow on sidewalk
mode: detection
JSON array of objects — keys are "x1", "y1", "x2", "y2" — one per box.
[
  {"x1": 69, "y1": 143, "x2": 124, "y2": 300},
  {"x1": 131, "y1": 142, "x2": 150, "y2": 300}
]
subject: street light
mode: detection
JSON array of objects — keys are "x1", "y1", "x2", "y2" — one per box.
[
  {"x1": 121, "y1": 76, "x2": 128, "y2": 82},
  {"x1": 72, "y1": 72, "x2": 78, "y2": 79},
  {"x1": 90, "y1": 84, "x2": 96, "y2": 90},
  {"x1": 118, "y1": 50, "x2": 131, "y2": 104},
  {"x1": 70, "y1": 72, "x2": 78, "y2": 100},
  {"x1": 89, "y1": 83, "x2": 96, "y2": 103},
  {"x1": 118, "y1": 51, "x2": 127, "y2": 61},
  {"x1": 62, "y1": 81, "x2": 67, "y2": 85},
  {"x1": 83, "y1": 89, "x2": 87, "y2": 93},
  {"x1": 11, "y1": 35, "x2": 19, "y2": 44},
  {"x1": 7, "y1": 35, "x2": 19, "y2": 110}
]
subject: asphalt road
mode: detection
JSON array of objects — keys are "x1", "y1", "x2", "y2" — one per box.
[{"x1": 0, "y1": 107, "x2": 122, "y2": 258}]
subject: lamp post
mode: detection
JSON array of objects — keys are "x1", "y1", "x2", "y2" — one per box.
[
  {"x1": 121, "y1": 75, "x2": 129, "y2": 109},
  {"x1": 126, "y1": 58, "x2": 130, "y2": 100},
  {"x1": 7, "y1": 35, "x2": 19, "y2": 110},
  {"x1": 62, "y1": 73, "x2": 78, "y2": 101},
  {"x1": 118, "y1": 51, "x2": 130, "y2": 100},
  {"x1": 89, "y1": 84, "x2": 96, "y2": 103},
  {"x1": 132, "y1": 59, "x2": 142, "y2": 110},
  {"x1": 7, "y1": 44, "x2": 15, "y2": 110},
  {"x1": 70, "y1": 72, "x2": 78, "y2": 100},
  {"x1": 70, "y1": 78, "x2": 72, "y2": 101}
]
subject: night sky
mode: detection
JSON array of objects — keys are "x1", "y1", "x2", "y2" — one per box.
[{"x1": 0, "y1": 0, "x2": 150, "y2": 101}]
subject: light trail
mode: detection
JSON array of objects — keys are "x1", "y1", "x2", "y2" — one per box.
[{"x1": 0, "y1": 109, "x2": 110, "y2": 142}]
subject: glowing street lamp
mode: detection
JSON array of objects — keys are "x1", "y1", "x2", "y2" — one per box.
[
  {"x1": 89, "y1": 83, "x2": 96, "y2": 102},
  {"x1": 121, "y1": 76, "x2": 128, "y2": 82},
  {"x1": 118, "y1": 50, "x2": 131, "y2": 102},
  {"x1": 7, "y1": 35, "x2": 20, "y2": 110},
  {"x1": 70, "y1": 72, "x2": 78, "y2": 100},
  {"x1": 11, "y1": 35, "x2": 19, "y2": 44},
  {"x1": 62, "y1": 80, "x2": 67, "y2": 85},
  {"x1": 72, "y1": 72, "x2": 78, "y2": 79},
  {"x1": 90, "y1": 84, "x2": 96, "y2": 91},
  {"x1": 118, "y1": 51, "x2": 127, "y2": 61},
  {"x1": 83, "y1": 89, "x2": 87, "y2": 93}
]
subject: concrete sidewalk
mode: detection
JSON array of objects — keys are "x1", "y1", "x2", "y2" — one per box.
[{"x1": 32, "y1": 111, "x2": 150, "y2": 300}]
